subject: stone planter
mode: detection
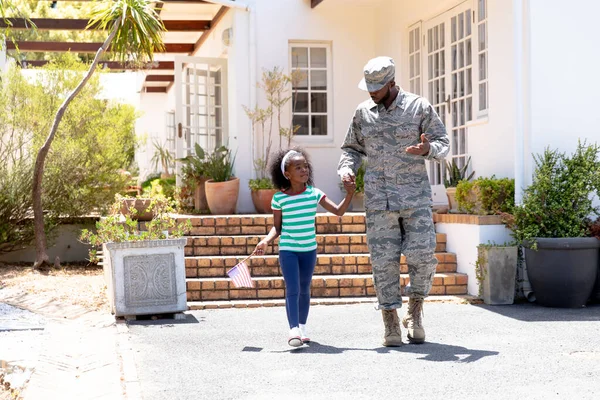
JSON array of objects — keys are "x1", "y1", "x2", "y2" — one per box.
[
  {"x1": 102, "y1": 239, "x2": 187, "y2": 317},
  {"x1": 350, "y1": 192, "x2": 365, "y2": 212},
  {"x1": 524, "y1": 238, "x2": 600, "y2": 308},
  {"x1": 251, "y1": 188, "x2": 278, "y2": 214},
  {"x1": 477, "y1": 245, "x2": 518, "y2": 305},
  {"x1": 205, "y1": 177, "x2": 239, "y2": 215}
]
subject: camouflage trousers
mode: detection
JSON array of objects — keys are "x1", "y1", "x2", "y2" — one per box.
[{"x1": 366, "y1": 207, "x2": 437, "y2": 310}]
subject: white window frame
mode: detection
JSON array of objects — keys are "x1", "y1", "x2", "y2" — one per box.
[
  {"x1": 408, "y1": 22, "x2": 423, "y2": 96},
  {"x1": 288, "y1": 41, "x2": 334, "y2": 144},
  {"x1": 475, "y1": 0, "x2": 489, "y2": 118},
  {"x1": 165, "y1": 110, "x2": 176, "y2": 157}
]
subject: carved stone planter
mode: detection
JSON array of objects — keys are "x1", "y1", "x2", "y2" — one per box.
[{"x1": 102, "y1": 239, "x2": 187, "y2": 317}]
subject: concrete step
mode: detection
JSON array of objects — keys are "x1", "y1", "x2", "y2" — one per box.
[
  {"x1": 184, "y1": 233, "x2": 447, "y2": 256},
  {"x1": 185, "y1": 273, "x2": 468, "y2": 302},
  {"x1": 185, "y1": 252, "x2": 457, "y2": 278},
  {"x1": 187, "y1": 295, "x2": 479, "y2": 310},
  {"x1": 172, "y1": 213, "x2": 368, "y2": 236}
]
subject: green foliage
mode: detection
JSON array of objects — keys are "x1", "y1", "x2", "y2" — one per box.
[
  {"x1": 444, "y1": 156, "x2": 475, "y2": 188},
  {"x1": 248, "y1": 178, "x2": 275, "y2": 191},
  {"x1": 88, "y1": 0, "x2": 165, "y2": 66},
  {"x1": 455, "y1": 176, "x2": 515, "y2": 215},
  {"x1": 80, "y1": 194, "x2": 192, "y2": 263},
  {"x1": 204, "y1": 146, "x2": 236, "y2": 182},
  {"x1": 510, "y1": 141, "x2": 600, "y2": 245},
  {"x1": 150, "y1": 140, "x2": 174, "y2": 176},
  {"x1": 142, "y1": 178, "x2": 176, "y2": 200},
  {"x1": 355, "y1": 161, "x2": 366, "y2": 193},
  {"x1": 178, "y1": 143, "x2": 207, "y2": 181},
  {"x1": 0, "y1": 59, "x2": 138, "y2": 253}
]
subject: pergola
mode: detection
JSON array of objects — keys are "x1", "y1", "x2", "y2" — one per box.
[{"x1": 1, "y1": 0, "x2": 232, "y2": 93}]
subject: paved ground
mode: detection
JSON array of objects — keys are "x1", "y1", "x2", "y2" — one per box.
[{"x1": 126, "y1": 302, "x2": 600, "y2": 400}]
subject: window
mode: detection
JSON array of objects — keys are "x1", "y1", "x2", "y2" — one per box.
[
  {"x1": 477, "y1": 0, "x2": 488, "y2": 115},
  {"x1": 408, "y1": 23, "x2": 422, "y2": 96},
  {"x1": 165, "y1": 110, "x2": 176, "y2": 155},
  {"x1": 289, "y1": 43, "x2": 332, "y2": 139}
]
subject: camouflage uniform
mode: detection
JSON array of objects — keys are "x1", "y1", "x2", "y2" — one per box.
[{"x1": 338, "y1": 57, "x2": 449, "y2": 311}]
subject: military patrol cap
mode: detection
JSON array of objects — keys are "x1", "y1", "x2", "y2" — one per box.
[{"x1": 358, "y1": 56, "x2": 395, "y2": 92}]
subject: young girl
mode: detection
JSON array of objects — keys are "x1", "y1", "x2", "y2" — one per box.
[{"x1": 254, "y1": 148, "x2": 356, "y2": 347}]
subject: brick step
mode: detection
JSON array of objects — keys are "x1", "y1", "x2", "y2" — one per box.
[
  {"x1": 185, "y1": 273, "x2": 468, "y2": 302},
  {"x1": 184, "y1": 233, "x2": 447, "y2": 256},
  {"x1": 185, "y1": 252, "x2": 457, "y2": 278},
  {"x1": 175, "y1": 213, "x2": 367, "y2": 236},
  {"x1": 187, "y1": 295, "x2": 478, "y2": 310}
]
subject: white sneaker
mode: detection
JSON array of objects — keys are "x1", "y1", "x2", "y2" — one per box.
[
  {"x1": 299, "y1": 324, "x2": 310, "y2": 343},
  {"x1": 288, "y1": 327, "x2": 303, "y2": 347}
]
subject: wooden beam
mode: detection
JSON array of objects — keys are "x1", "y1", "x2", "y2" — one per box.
[
  {"x1": 0, "y1": 18, "x2": 211, "y2": 32},
  {"x1": 166, "y1": 6, "x2": 229, "y2": 92},
  {"x1": 18, "y1": 60, "x2": 175, "y2": 70},
  {"x1": 311, "y1": 0, "x2": 325, "y2": 8},
  {"x1": 144, "y1": 87, "x2": 168, "y2": 93},
  {"x1": 145, "y1": 75, "x2": 175, "y2": 82},
  {"x1": 6, "y1": 41, "x2": 194, "y2": 53}
]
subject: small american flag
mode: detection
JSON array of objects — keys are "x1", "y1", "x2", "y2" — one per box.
[{"x1": 227, "y1": 261, "x2": 254, "y2": 288}]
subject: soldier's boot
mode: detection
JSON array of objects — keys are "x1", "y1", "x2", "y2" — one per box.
[
  {"x1": 402, "y1": 298, "x2": 425, "y2": 344},
  {"x1": 381, "y1": 309, "x2": 403, "y2": 347}
]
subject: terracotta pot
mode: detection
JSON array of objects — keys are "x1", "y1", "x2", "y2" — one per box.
[
  {"x1": 205, "y1": 177, "x2": 240, "y2": 215},
  {"x1": 350, "y1": 192, "x2": 365, "y2": 212},
  {"x1": 251, "y1": 189, "x2": 278, "y2": 214},
  {"x1": 446, "y1": 187, "x2": 458, "y2": 212},
  {"x1": 194, "y1": 177, "x2": 209, "y2": 212},
  {"x1": 120, "y1": 198, "x2": 153, "y2": 221}
]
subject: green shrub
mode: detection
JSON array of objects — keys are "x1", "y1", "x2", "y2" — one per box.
[
  {"x1": 249, "y1": 177, "x2": 275, "y2": 191},
  {"x1": 510, "y1": 141, "x2": 600, "y2": 245},
  {"x1": 455, "y1": 176, "x2": 515, "y2": 215}
]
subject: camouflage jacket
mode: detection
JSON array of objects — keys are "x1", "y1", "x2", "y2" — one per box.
[{"x1": 338, "y1": 90, "x2": 449, "y2": 211}]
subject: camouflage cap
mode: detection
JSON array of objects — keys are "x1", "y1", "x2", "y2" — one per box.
[{"x1": 358, "y1": 56, "x2": 395, "y2": 92}]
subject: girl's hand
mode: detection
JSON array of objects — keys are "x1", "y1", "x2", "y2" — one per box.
[
  {"x1": 254, "y1": 240, "x2": 269, "y2": 255},
  {"x1": 343, "y1": 180, "x2": 356, "y2": 195}
]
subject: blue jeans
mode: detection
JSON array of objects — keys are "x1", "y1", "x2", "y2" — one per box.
[{"x1": 279, "y1": 250, "x2": 317, "y2": 328}]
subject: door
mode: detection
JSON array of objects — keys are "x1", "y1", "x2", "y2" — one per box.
[
  {"x1": 174, "y1": 56, "x2": 228, "y2": 182},
  {"x1": 422, "y1": 1, "x2": 474, "y2": 200}
]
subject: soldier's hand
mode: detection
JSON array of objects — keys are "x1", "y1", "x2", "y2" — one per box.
[{"x1": 406, "y1": 134, "x2": 430, "y2": 156}]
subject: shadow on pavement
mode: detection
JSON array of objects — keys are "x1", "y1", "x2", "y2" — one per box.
[
  {"x1": 265, "y1": 341, "x2": 498, "y2": 362},
  {"x1": 126, "y1": 313, "x2": 202, "y2": 326},
  {"x1": 473, "y1": 302, "x2": 600, "y2": 322}
]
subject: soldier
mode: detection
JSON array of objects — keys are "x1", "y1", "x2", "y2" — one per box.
[{"x1": 338, "y1": 56, "x2": 449, "y2": 346}]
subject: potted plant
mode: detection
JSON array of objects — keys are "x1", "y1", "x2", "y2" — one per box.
[
  {"x1": 204, "y1": 145, "x2": 239, "y2": 215},
  {"x1": 476, "y1": 242, "x2": 519, "y2": 305},
  {"x1": 455, "y1": 176, "x2": 515, "y2": 215},
  {"x1": 510, "y1": 141, "x2": 600, "y2": 308},
  {"x1": 80, "y1": 195, "x2": 192, "y2": 317},
  {"x1": 444, "y1": 157, "x2": 475, "y2": 212},
  {"x1": 178, "y1": 143, "x2": 209, "y2": 212},
  {"x1": 151, "y1": 140, "x2": 174, "y2": 179}
]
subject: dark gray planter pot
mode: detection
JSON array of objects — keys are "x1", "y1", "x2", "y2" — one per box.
[{"x1": 523, "y1": 238, "x2": 600, "y2": 308}]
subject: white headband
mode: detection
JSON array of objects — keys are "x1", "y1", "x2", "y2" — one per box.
[{"x1": 281, "y1": 150, "x2": 300, "y2": 177}]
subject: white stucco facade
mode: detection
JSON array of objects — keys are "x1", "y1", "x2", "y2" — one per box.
[{"x1": 130, "y1": 0, "x2": 600, "y2": 213}]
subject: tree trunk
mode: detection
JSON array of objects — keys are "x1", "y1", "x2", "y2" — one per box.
[{"x1": 32, "y1": 20, "x2": 120, "y2": 269}]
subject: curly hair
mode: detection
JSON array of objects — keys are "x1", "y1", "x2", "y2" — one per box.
[{"x1": 268, "y1": 147, "x2": 314, "y2": 190}]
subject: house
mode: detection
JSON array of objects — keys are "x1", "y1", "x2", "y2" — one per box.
[{"x1": 131, "y1": 0, "x2": 600, "y2": 214}]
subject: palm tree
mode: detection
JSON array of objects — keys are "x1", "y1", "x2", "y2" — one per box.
[{"x1": 32, "y1": 0, "x2": 166, "y2": 268}]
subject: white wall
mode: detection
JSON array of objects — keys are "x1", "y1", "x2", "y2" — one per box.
[
  {"x1": 436, "y1": 222, "x2": 514, "y2": 295},
  {"x1": 528, "y1": 0, "x2": 600, "y2": 162},
  {"x1": 135, "y1": 92, "x2": 171, "y2": 180}
]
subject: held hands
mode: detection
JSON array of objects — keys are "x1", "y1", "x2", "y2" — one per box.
[
  {"x1": 406, "y1": 134, "x2": 430, "y2": 156},
  {"x1": 343, "y1": 179, "x2": 356, "y2": 195},
  {"x1": 254, "y1": 240, "x2": 268, "y2": 256}
]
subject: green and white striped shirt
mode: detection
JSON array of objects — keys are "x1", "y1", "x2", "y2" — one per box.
[{"x1": 271, "y1": 186, "x2": 325, "y2": 252}]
